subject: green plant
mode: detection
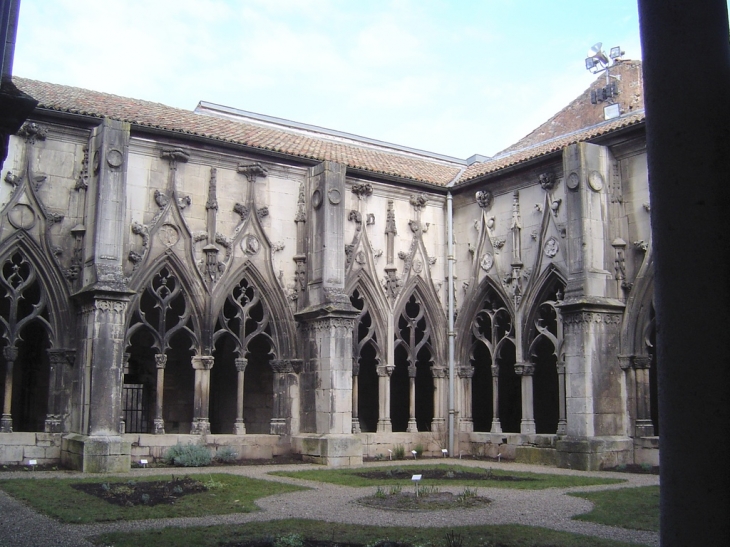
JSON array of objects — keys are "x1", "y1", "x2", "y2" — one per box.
[
  {"x1": 375, "y1": 486, "x2": 387, "y2": 499},
  {"x1": 414, "y1": 444, "x2": 424, "y2": 457},
  {"x1": 163, "y1": 443, "x2": 212, "y2": 467},
  {"x1": 456, "y1": 487, "x2": 477, "y2": 502},
  {"x1": 215, "y1": 446, "x2": 239, "y2": 463},
  {"x1": 570, "y1": 485, "x2": 659, "y2": 531},
  {"x1": 392, "y1": 445, "x2": 405, "y2": 460},
  {"x1": 419, "y1": 485, "x2": 439, "y2": 496},
  {"x1": 444, "y1": 530, "x2": 463, "y2": 547},
  {"x1": 275, "y1": 533, "x2": 305, "y2": 547},
  {"x1": 640, "y1": 462, "x2": 652, "y2": 472},
  {"x1": 388, "y1": 485, "x2": 402, "y2": 495}
]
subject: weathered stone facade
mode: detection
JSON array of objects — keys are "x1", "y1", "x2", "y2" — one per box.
[{"x1": 0, "y1": 62, "x2": 656, "y2": 471}]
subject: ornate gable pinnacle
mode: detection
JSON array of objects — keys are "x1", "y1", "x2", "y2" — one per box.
[
  {"x1": 409, "y1": 193, "x2": 427, "y2": 211},
  {"x1": 18, "y1": 122, "x2": 48, "y2": 144},
  {"x1": 539, "y1": 172, "x2": 556, "y2": 190},
  {"x1": 475, "y1": 190, "x2": 493, "y2": 209},
  {"x1": 352, "y1": 182, "x2": 373, "y2": 199},
  {"x1": 237, "y1": 162, "x2": 268, "y2": 182},
  {"x1": 160, "y1": 147, "x2": 190, "y2": 169}
]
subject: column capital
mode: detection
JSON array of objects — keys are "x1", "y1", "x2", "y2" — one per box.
[
  {"x1": 3, "y1": 346, "x2": 18, "y2": 361},
  {"x1": 490, "y1": 363, "x2": 499, "y2": 377},
  {"x1": 514, "y1": 362, "x2": 535, "y2": 376},
  {"x1": 192, "y1": 356, "x2": 215, "y2": 370},
  {"x1": 617, "y1": 354, "x2": 634, "y2": 370},
  {"x1": 633, "y1": 355, "x2": 652, "y2": 370},
  {"x1": 431, "y1": 366, "x2": 447, "y2": 378},
  {"x1": 155, "y1": 353, "x2": 168, "y2": 369},
  {"x1": 377, "y1": 364, "x2": 395, "y2": 377},
  {"x1": 458, "y1": 365, "x2": 475, "y2": 379},
  {"x1": 235, "y1": 357, "x2": 248, "y2": 373},
  {"x1": 408, "y1": 364, "x2": 417, "y2": 378}
]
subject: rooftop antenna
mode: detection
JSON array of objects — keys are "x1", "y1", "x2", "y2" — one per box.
[{"x1": 585, "y1": 42, "x2": 626, "y2": 118}]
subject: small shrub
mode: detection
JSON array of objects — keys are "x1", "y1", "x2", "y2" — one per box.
[
  {"x1": 215, "y1": 446, "x2": 239, "y2": 463},
  {"x1": 388, "y1": 485, "x2": 402, "y2": 495},
  {"x1": 445, "y1": 471, "x2": 455, "y2": 479},
  {"x1": 163, "y1": 443, "x2": 212, "y2": 467},
  {"x1": 414, "y1": 444, "x2": 424, "y2": 457},
  {"x1": 444, "y1": 531, "x2": 463, "y2": 547},
  {"x1": 456, "y1": 487, "x2": 477, "y2": 502},
  {"x1": 419, "y1": 485, "x2": 439, "y2": 496},
  {"x1": 393, "y1": 445, "x2": 405, "y2": 460},
  {"x1": 275, "y1": 533, "x2": 304, "y2": 547},
  {"x1": 101, "y1": 482, "x2": 110, "y2": 492},
  {"x1": 617, "y1": 463, "x2": 627, "y2": 471},
  {"x1": 203, "y1": 475, "x2": 225, "y2": 489},
  {"x1": 640, "y1": 462, "x2": 653, "y2": 472},
  {"x1": 172, "y1": 485, "x2": 183, "y2": 494},
  {"x1": 375, "y1": 486, "x2": 387, "y2": 499},
  {"x1": 141, "y1": 493, "x2": 150, "y2": 504}
]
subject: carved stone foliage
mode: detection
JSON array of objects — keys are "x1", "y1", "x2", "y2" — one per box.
[
  {"x1": 214, "y1": 277, "x2": 276, "y2": 360},
  {"x1": 526, "y1": 282, "x2": 564, "y2": 367},
  {"x1": 409, "y1": 193, "x2": 427, "y2": 211},
  {"x1": 126, "y1": 266, "x2": 198, "y2": 354},
  {"x1": 475, "y1": 190, "x2": 493, "y2": 209},
  {"x1": 160, "y1": 147, "x2": 190, "y2": 169},
  {"x1": 237, "y1": 162, "x2": 268, "y2": 182},
  {"x1": 352, "y1": 183, "x2": 373, "y2": 199},
  {"x1": 562, "y1": 311, "x2": 622, "y2": 328},
  {"x1": 0, "y1": 252, "x2": 52, "y2": 350},
  {"x1": 17, "y1": 122, "x2": 48, "y2": 144},
  {"x1": 383, "y1": 267, "x2": 401, "y2": 301},
  {"x1": 538, "y1": 172, "x2": 556, "y2": 190}
]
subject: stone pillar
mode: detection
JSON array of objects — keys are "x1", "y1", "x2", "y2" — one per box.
[
  {"x1": 490, "y1": 363, "x2": 502, "y2": 434},
  {"x1": 351, "y1": 361, "x2": 361, "y2": 434},
  {"x1": 270, "y1": 359, "x2": 297, "y2": 435},
  {"x1": 431, "y1": 366, "x2": 446, "y2": 432},
  {"x1": 458, "y1": 365, "x2": 474, "y2": 432},
  {"x1": 406, "y1": 364, "x2": 418, "y2": 432},
  {"x1": 0, "y1": 346, "x2": 17, "y2": 432},
  {"x1": 376, "y1": 363, "x2": 393, "y2": 432},
  {"x1": 556, "y1": 361, "x2": 567, "y2": 436},
  {"x1": 45, "y1": 349, "x2": 74, "y2": 433},
  {"x1": 617, "y1": 354, "x2": 635, "y2": 437},
  {"x1": 234, "y1": 358, "x2": 247, "y2": 435},
  {"x1": 515, "y1": 362, "x2": 536, "y2": 434},
  {"x1": 632, "y1": 355, "x2": 654, "y2": 437},
  {"x1": 191, "y1": 356, "x2": 214, "y2": 435},
  {"x1": 153, "y1": 353, "x2": 167, "y2": 434}
]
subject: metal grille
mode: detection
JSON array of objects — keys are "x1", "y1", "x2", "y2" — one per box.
[{"x1": 122, "y1": 383, "x2": 148, "y2": 433}]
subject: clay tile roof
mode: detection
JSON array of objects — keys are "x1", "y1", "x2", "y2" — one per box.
[{"x1": 13, "y1": 77, "x2": 463, "y2": 187}]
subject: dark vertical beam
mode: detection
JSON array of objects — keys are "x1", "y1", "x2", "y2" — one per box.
[{"x1": 638, "y1": 1, "x2": 730, "y2": 544}]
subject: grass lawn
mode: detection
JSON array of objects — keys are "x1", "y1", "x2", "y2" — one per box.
[
  {"x1": 90, "y1": 518, "x2": 642, "y2": 547},
  {"x1": 570, "y1": 485, "x2": 660, "y2": 532},
  {"x1": 0, "y1": 473, "x2": 305, "y2": 523},
  {"x1": 270, "y1": 464, "x2": 626, "y2": 490}
]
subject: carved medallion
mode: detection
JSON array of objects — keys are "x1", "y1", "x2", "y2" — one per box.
[
  {"x1": 7, "y1": 204, "x2": 36, "y2": 230},
  {"x1": 566, "y1": 172, "x2": 580, "y2": 191},
  {"x1": 328, "y1": 188, "x2": 341, "y2": 205},
  {"x1": 311, "y1": 189, "x2": 322, "y2": 209},
  {"x1": 355, "y1": 250, "x2": 366, "y2": 264},
  {"x1": 157, "y1": 224, "x2": 179, "y2": 247},
  {"x1": 475, "y1": 190, "x2": 493, "y2": 209},
  {"x1": 106, "y1": 148, "x2": 124, "y2": 168},
  {"x1": 544, "y1": 237, "x2": 559, "y2": 258},
  {"x1": 243, "y1": 234, "x2": 260, "y2": 255},
  {"x1": 413, "y1": 259, "x2": 423, "y2": 274},
  {"x1": 480, "y1": 252, "x2": 494, "y2": 271},
  {"x1": 588, "y1": 170, "x2": 604, "y2": 192}
]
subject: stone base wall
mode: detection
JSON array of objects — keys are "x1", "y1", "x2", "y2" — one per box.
[
  {"x1": 358, "y1": 432, "x2": 450, "y2": 459},
  {"x1": 633, "y1": 436, "x2": 660, "y2": 466},
  {"x1": 459, "y1": 432, "x2": 557, "y2": 462},
  {"x1": 126, "y1": 433, "x2": 291, "y2": 464},
  {"x1": 0, "y1": 432, "x2": 62, "y2": 465}
]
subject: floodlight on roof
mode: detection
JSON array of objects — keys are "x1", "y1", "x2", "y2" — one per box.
[
  {"x1": 587, "y1": 42, "x2": 609, "y2": 66},
  {"x1": 610, "y1": 46, "x2": 625, "y2": 59}
]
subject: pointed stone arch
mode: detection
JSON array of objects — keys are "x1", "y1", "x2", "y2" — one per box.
[
  {"x1": 619, "y1": 247, "x2": 656, "y2": 437},
  {"x1": 0, "y1": 239, "x2": 72, "y2": 432},
  {"x1": 124, "y1": 256, "x2": 202, "y2": 434},
  {"x1": 523, "y1": 266, "x2": 567, "y2": 435}
]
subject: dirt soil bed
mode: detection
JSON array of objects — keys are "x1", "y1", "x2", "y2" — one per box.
[
  {"x1": 355, "y1": 469, "x2": 534, "y2": 482},
  {"x1": 358, "y1": 491, "x2": 492, "y2": 511},
  {"x1": 70, "y1": 476, "x2": 207, "y2": 507},
  {"x1": 223, "y1": 541, "x2": 412, "y2": 547}
]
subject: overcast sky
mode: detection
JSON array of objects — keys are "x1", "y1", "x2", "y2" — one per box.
[{"x1": 14, "y1": 0, "x2": 645, "y2": 159}]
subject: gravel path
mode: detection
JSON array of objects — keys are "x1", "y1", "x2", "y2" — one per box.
[{"x1": 0, "y1": 459, "x2": 659, "y2": 547}]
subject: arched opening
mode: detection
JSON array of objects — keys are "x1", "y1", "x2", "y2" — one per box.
[
  {"x1": 0, "y1": 252, "x2": 53, "y2": 433},
  {"x1": 392, "y1": 293, "x2": 433, "y2": 432},
  {"x1": 498, "y1": 343, "x2": 521, "y2": 432},
  {"x1": 527, "y1": 279, "x2": 564, "y2": 434},
  {"x1": 469, "y1": 287, "x2": 513, "y2": 432},
  {"x1": 351, "y1": 289, "x2": 379, "y2": 433},
  {"x1": 211, "y1": 276, "x2": 275, "y2": 434},
  {"x1": 125, "y1": 265, "x2": 198, "y2": 434}
]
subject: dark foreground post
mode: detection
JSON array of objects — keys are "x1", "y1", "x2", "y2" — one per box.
[{"x1": 638, "y1": 1, "x2": 730, "y2": 545}]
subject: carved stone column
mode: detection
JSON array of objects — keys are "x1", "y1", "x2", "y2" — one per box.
[
  {"x1": 431, "y1": 366, "x2": 447, "y2": 432},
  {"x1": 515, "y1": 362, "x2": 536, "y2": 434},
  {"x1": 633, "y1": 355, "x2": 654, "y2": 437},
  {"x1": 407, "y1": 364, "x2": 418, "y2": 432},
  {"x1": 490, "y1": 363, "x2": 502, "y2": 434},
  {"x1": 458, "y1": 365, "x2": 474, "y2": 432},
  {"x1": 234, "y1": 358, "x2": 247, "y2": 435},
  {"x1": 153, "y1": 353, "x2": 167, "y2": 434},
  {"x1": 351, "y1": 361, "x2": 361, "y2": 434},
  {"x1": 0, "y1": 346, "x2": 18, "y2": 432},
  {"x1": 556, "y1": 361, "x2": 568, "y2": 435},
  {"x1": 45, "y1": 349, "x2": 74, "y2": 433},
  {"x1": 376, "y1": 363, "x2": 394, "y2": 432},
  {"x1": 270, "y1": 359, "x2": 298, "y2": 435},
  {"x1": 191, "y1": 356, "x2": 214, "y2": 435},
  {"x1": 618, "y1": 354, "x2": 635, "y2": 436}
]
